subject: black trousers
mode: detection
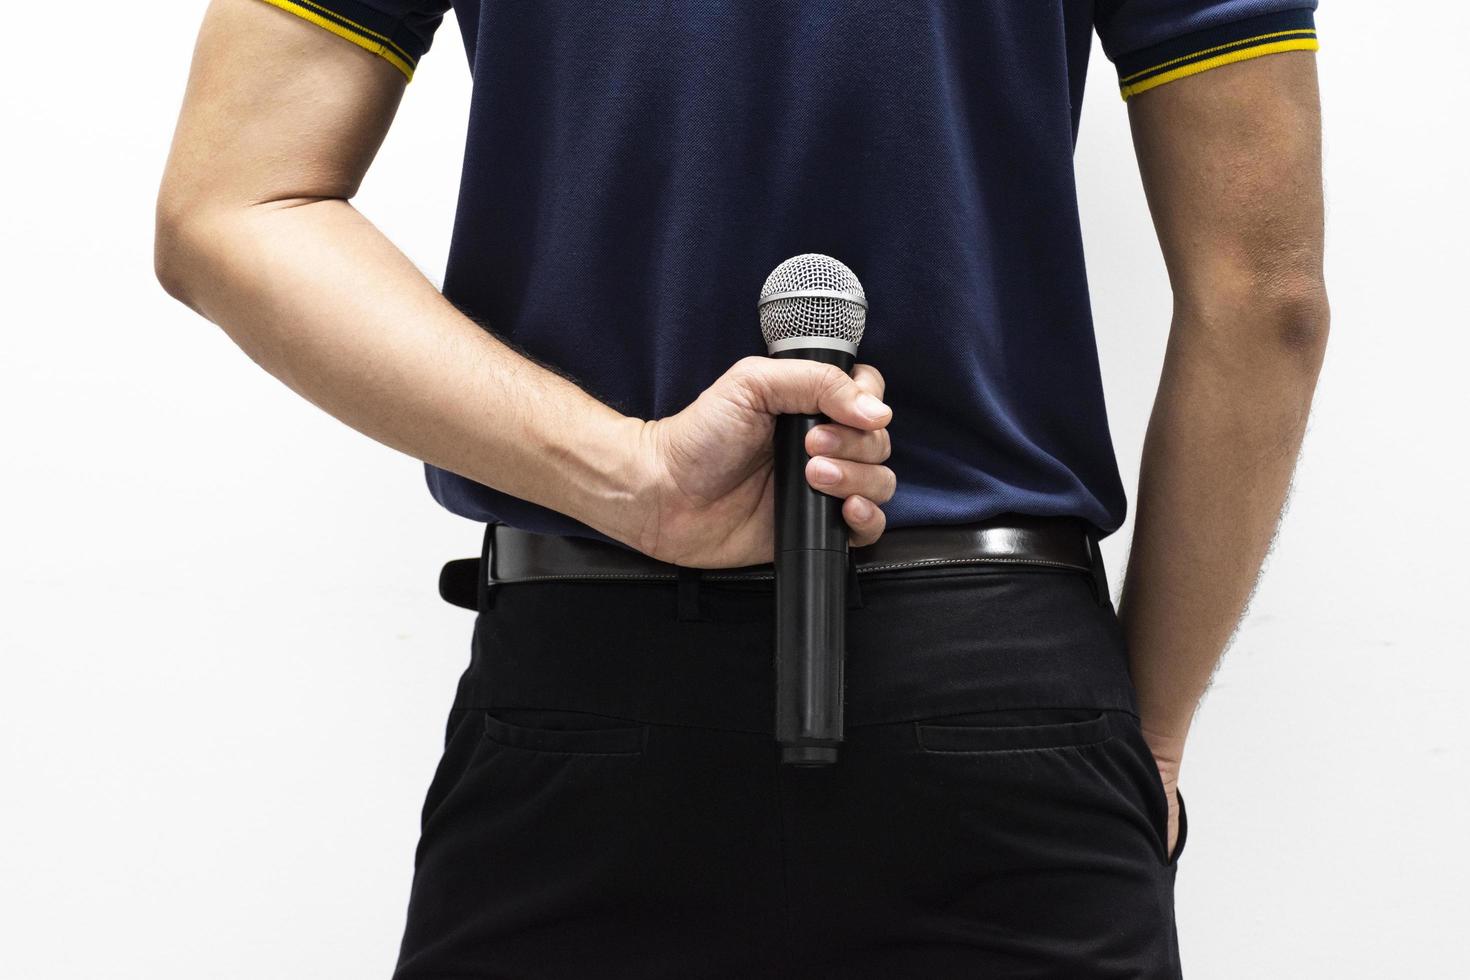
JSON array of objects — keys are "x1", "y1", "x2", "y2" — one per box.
[{"x1": 392, "y1": 547, "x2": 1188, "y2": 978}]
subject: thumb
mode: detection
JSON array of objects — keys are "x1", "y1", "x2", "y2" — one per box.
[{"x1": 733, "y1": 356, "x2": 892, "y2": 430}]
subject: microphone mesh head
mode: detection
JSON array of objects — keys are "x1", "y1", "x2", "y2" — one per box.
[{"x1": 758, "y1": 254, "x2": 867, "y2": 349}]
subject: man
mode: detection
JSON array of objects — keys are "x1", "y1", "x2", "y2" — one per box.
[{"x1": 155, "y1": 0, "x2": 1327, "y2": 975}]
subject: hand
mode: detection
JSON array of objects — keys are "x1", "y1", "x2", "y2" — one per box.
[
  {"x1": 1142, "y1": 725, "x2": 1186, "y2": 862},
  {"x1": 622, "y1": 355, "x2": 896, "y2": 568},
  {"x1": 1157, "y1": 761, "x2": 1182, "y2": 862}
]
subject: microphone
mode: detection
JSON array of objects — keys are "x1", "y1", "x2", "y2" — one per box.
[{"x1": 758, "y1": 254, "x2": 869, "y2": 767}]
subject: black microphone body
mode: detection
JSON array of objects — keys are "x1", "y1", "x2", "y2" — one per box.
[{"x1": 772, "y1": 346, "x2": 856, "y2": 766}]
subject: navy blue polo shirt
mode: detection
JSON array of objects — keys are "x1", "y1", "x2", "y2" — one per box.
[{"x1": 261, "y1": 0, "x2": 1318, "y2": 541}]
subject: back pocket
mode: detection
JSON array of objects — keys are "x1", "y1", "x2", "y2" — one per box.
[
  {"x1": 916, "y1": 707, "x2": 1114, "y2": 754},
  {"x1": 482, "y1": 708, "x2": 648, "y2": 756}
]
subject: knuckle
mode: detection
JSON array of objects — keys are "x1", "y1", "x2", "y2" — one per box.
[
  {"x1": 728, "y1": 355, "x2": 766, "y2": 387},
  {"x1": 874, "y1": 428, "x2": 892, "y2": 461},
  {"x1": 730, "y1": 355, "x2": 772, "y2": 390},
  {"x1": 860, "y1": 363, "x2": 886, "y2": 393},
  {"x1": 815, "y1": 363, "x2": 850, "y2": 398}
]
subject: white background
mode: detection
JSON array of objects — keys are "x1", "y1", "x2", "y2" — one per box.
[{"x1": 3, "y1": 3, "x2": 1467, "y2": 977}]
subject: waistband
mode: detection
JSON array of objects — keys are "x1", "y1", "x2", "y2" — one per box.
[{"x1": 438, "y1": 514, "x2": 1110, "y2": 613}]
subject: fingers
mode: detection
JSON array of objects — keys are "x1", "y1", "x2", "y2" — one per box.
[
  {"x1": 805, "y1": 422, "x2": 890, "y2": 464},
  {"x1": 726, "y1": 356, "x2": 896, "y2": 545},
  {"x1": 843, "y1": 495, "x2": 887, "y2": 548},
  {"x1": 811, "y1": 426, "x2": 893, "y2": 545},
  {"x1": 803, "y1": 356, "x2": 887, "y2": 465},
  {"x1": 733, "y1": 356, "x2": 891, "y2": 431},
  {"x1": 805, "y1": 455, "x2": 897, "y2": 507}
]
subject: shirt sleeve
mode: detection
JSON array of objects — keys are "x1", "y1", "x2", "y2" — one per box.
[
  {"x1": 255, "y1": 0, "x2": 452, "y2": 81},
  {"x1": 1095, "y1": 1, "x2": 1318, "y2": 101}
]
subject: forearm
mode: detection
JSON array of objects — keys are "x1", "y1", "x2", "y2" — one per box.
[
  {"x1": 1117, "y1": 50, "x2": 1327, "y2": 771},
  {"x1": 155, "y1": 197, "x2": 646, "y2": 544},
  {"x1": 1119, "y1": 285, "x2": 1328, "y2": 759}
]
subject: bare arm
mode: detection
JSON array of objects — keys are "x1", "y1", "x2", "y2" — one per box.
[
  {"x1": 1119, "y1": 52, "x2": 1329, "y2": 843},
  {"x1": 155, "y1": 0, "x2": 653, "y2": 542},
  {"x1": 156, "y1": 0, "x2": 895, "y2": 565}
]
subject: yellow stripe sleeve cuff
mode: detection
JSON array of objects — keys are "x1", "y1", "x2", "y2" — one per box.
[
  {"x1": 1112, "y1": 11, "x2": 1319, "y2": 102},
  {"x1": 1121, "y1": 36, "x2": 1319, "y2": 100},
  {"x1": 257, "y1": 0, "x2": 417, "y2": 81}
]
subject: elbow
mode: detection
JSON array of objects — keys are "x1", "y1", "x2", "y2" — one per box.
[
  {"x1": 153, "y1": 192, "x2": 207, "y2": 310},
  {"x1": 153, "y1": 241, "x2": 192, "y2": 308},
  {"x1": 154, "y1": 195, "x2": 198, "y2": 307},
  {"x1": 1262, "y1": 277, "x2": 1331, "y2": 362},
  {"x1": 1178, "y1": 270, "x2": 1331, "y2": 372},
  {"x1": 154, "y1": 184, "x2": 225, "y2": 310}
]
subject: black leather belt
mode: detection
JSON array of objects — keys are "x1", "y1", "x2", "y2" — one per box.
[{"x1": 438, "y1": 514, "x2": 1108, "y2": 611}]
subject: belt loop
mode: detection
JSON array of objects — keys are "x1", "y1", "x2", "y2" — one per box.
[
  {"x1": 846, "y1": 550, "x2": 865, "y2": 609},
  {"x1": 479, "y1": 522, "x2": 498, "y2": 612},
  {"x1": 676, "y1": 565, "x2": 703, "y2": 621},
  {"x1": 1085, "y1": 525, "x2": 1111, "y2": 608}
]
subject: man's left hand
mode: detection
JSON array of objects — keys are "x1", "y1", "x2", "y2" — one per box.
[{"x1": 1143, "y1": 726, "x2": 1185, "y2": 861}]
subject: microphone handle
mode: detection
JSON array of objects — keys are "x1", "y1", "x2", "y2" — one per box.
[{"x1": 772, "y1": 346, "x2": 856, "y2": 766}]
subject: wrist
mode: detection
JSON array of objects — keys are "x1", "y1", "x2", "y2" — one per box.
[
  {"x1": 551, "y1": 410, "x2": 656, "y2": 551},
  {"x1": 1139, "y1": 721, "x2": 1188, "y2": 776}
]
